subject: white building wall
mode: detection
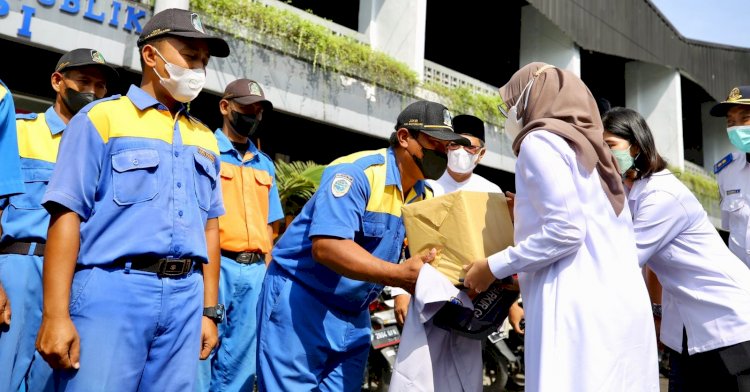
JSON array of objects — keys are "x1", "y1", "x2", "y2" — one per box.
[
  {"x1": 154, "y1": 0, "x2": 189, "y2": 13},
  {"x1": 358, "y1": 0, "x2": 426, "y2": 80},
  {"x1": 625, "y1": 62, "x2": 684, "y2": 170},
  {"x1": 702, "y1": 101, "x2": 734, "y2": 171},
  {"x1": 519, "y1": 5, "x2": 580, "y2": 76}
]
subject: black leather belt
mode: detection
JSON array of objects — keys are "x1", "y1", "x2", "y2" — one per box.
[
  {"x1": 0, "y1": 242, "x2": 45, "y2": 256},
  {"x1": 221, "y1": 250, "x2": 264, "y2": 264},
  {"x1": 114, "y1": 257, "x2": 200, "y2": 277}
]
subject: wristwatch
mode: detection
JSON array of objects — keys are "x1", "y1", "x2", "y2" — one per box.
[
  {"x1": 203, "y1": 304, "x2": 225, "y2": 323},
  {"x1": 651, "y1": 303, "x2": 662, "y2": 318}
]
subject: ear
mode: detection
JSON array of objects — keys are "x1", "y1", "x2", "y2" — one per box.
[
  {"x1": 142, "y1": 44, "x2": 158, "y2": 69},
  {"x1": 397, "y1": 128, "x2": 411, "y2": 148},
  {"x1": 219, "y1": 99, "x2": 231, "y2": 116},
  {"x1": 51, "y1": 72, "x2": 64, "y2": 94},
  {"x1": 476, "y1": 147, "x2": 486, "y2": 163}
]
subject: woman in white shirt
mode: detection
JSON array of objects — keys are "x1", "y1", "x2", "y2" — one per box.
[
  {"x1": 464, "y1": 63, "x2": 659, "y2": 392},
  {"x1": 602, "y1": 106, "x2": 750, "y2": 392}
]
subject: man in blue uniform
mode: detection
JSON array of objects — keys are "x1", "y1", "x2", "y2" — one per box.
[
  {"x1": 197, "y1": 79, "x2": 282, "y2": 391},
  {"x1": 711, "y1": 85, "x2": 750, "y2": 270},
  {"x1": 0, "y1": 78, "x2": 24, "y2": 334},
  {"x1": 34, "y1": 9, "x2": 229, "y2": 391},
  {"x1": 0, "y1": 49, "x2": 117, "y2": 392},
  {"x1": 255, "y1": 100, "x2": 469, "y2": 391}
]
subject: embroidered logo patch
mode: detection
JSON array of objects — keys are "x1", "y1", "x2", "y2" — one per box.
[
  {"x1": 196, "y1": 147, "x2": 215, "y2": 163},
  {"x1": 91, "y1": 50, "x2": 106, "y2": 64},
  {"x1": 727, "y1": 189, "x2": 741, "y2": 195},
  {"x1": 191, "y1": 13, "x2": 205, "y2": 33},
  {"x1": 448, "y1": 296, "x2": 463, "y2": 306},
  {"x1": 331, "y1": 174, "x2": 353, "y2": 197}
]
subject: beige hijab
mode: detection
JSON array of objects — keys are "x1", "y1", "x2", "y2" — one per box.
[{"x1": 499, "y1": 62, "x2": 625, "y2": 216}]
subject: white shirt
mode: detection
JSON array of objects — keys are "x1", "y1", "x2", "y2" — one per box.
[
  {"x1": 717, "y1": 152, "x2": 750, "y2": 268},
  {"x1": 427, "y1": 171, "x2": 502, "y2": 197},
  {"x1": 390, "y1": 265, "x2": 482, "y2": 392},
  {"x1": 487, "y1": 132, "x2": 659, "y2": 392},
  {"x1": 629, "y1": 169, "x2": 750, "y2": 354}
]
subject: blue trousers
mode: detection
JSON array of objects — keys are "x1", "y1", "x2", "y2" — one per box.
[
  {"x1": 256, "y1": 262, "x2": 371, "y2": 392},
  {"x1": 55, "y1": 266, "x2": 203, "y2": 391},
  {"x1": 196, "y1": 256, "x2": 266, "y2": 391},
  {"x1": 0, "y1": 254, "x2": 52, "y2": 391}
]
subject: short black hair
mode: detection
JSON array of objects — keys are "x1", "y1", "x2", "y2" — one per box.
[
  {"x1": 602, "y1": 107, "x2": 667, "y2": 179},
  {"x1": 389, "y1": 128, "x2": 420, "y2": 147},
  {"x1": 137, "y1": 37, "x2": 167, "y2": 71}
]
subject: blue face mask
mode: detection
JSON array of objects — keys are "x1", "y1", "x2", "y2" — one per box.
[{"x1": 728, "y1": 126, "x2": 750, "y2": 152}]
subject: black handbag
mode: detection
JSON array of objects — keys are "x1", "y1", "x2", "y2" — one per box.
[{"x1": 432, "y1": 278, "x2": 520, "y2": 340}]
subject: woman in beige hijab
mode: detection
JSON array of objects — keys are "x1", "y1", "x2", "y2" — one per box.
[{"x1": 464, "y1": 63, "x2": 659, "y2": 392}]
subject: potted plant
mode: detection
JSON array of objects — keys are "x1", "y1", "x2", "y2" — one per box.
[{"x1": 273, "y1": 159, "x2": 325, "y2": 239}]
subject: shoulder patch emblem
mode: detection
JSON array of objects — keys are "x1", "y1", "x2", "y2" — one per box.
[
  {"x1": 331, "y1": 173, "x2": 353, "y2": 197},
  {"x1": 714, "y1": 153, "x2": 734, "y2": 174},
  {"x1": 727, "y1": 189, "x2": 741, "y2": 195}
]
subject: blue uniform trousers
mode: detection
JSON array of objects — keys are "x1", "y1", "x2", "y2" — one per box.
[
  {"x1": 54, "y1": 266, "x2": 203, "y2": 391},
  {"x1": 0, "y1": 254, "x2": 52, "y2": 391},
  {"x1": 256, "y1": 262, "x2": 371, "y2": 392},
  {"x1": 197, "y1": 256, "x2": 265, "y2": 391}
]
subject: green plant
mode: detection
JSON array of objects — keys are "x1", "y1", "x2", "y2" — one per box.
[
  {"x1": 274, "y1": 159, "x2": 325, "y2": 216},
  {"x1": 191, "y1": 0, "x2": 504, "y2": 127},
  {"x1": 193, "y1": 0, "x2": 418, "y2": 93},
  {"x1": 669, "y1": 166, "x2": 720, "y2": 217}
]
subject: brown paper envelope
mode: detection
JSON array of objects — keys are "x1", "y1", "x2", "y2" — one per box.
[{"x1": 402, "y1": 191, "x2": 514, "y2": 285}]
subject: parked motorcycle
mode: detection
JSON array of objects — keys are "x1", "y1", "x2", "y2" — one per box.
[
  {"x1": 482, "y1": 317, "x2": 525, "y2": 391},
  {"x1": 363, "y1": 287, "x2": 400, "y2": 391}
]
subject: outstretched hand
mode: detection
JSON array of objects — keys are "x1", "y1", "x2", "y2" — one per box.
[
  {"x1": 399, "y1": 248, "x2": 437, "y2": 294},
  {"x1": 463, "y1": 258, "x2": 496, "y2": 294}
]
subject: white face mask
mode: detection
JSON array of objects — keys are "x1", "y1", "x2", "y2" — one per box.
[
  {"x1": 503, "y1": 78, "x2": 535, "y2": 141},
  {"x1": 152, "y1": 47, "x2": 206, "y2": 103},
  {"x1": 447, "y1": 148, "x2": 479, "y2": 174}
]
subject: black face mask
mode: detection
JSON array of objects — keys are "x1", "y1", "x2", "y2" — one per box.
[
  {"x1": 411, "y1": 140, "x2": 448, "y2": 180},
  {"x1": 229, "y1": 111, "x2": 260, "y2": 137},
  {"x1": 61, "y1": 87, "x2": 96, "y2": 115}
]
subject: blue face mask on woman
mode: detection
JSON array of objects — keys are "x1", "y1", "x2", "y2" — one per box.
[{"x1": 727, "y1": 126, "x2": 750, "y2": 152}]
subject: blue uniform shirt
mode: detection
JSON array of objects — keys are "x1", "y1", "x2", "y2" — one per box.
[
  {"x1": 272, "y1": 148, "x2": 431, "y2": 312},
  {"x1": 0, "y1": 107, "x2": 64, "y2": 243},
  {"x1": 42, "y1": 85, "x2": 225, "y2": 266},
  {"x1": 0, "y1": 80, "x2": 24, "y2": 197}
]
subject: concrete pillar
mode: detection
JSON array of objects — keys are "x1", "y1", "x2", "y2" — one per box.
[
  {"x1": 154, "y1": 0, "x2": 189, "y2": 14},
  {"x1": 625, "y1": 62, "x2": 684, "y2": 169},
  {"x1": 519, "y1": 5, "x2": 580, "y2": 76},
  {"x1": 359, "y1": 0, "x2": 426, "y2": 80},
  {"x1": 702, "y1": 101, "x2": 734, "y2": 172}
]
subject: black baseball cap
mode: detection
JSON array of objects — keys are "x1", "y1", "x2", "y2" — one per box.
[
  {"x1": 452, "y1": 114, "x2": 485, "y2": 142},
  {"x1": 137, "y1": 8, "x2": 230, "y2": 58},
  {"x1": 710, "y1": 86, "x2": 750, "y2": 117},
  {"x1": 55, "y1": 48, "x2": 119, "y2": 81},
  {"x1": 396, "y1": 100, "x2": 469, "y2": 146},
  {"x1": 223, "y1": 79, "x2": 273, "y2": 110}
]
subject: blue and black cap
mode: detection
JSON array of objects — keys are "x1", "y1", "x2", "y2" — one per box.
[
  {"x1": 137, "y1": 8, "x2": 229, "y2": 58},
  {"x1": 710, "y1": 86, "x2": 750, "y2": 117},
  {"x1": 396, "y1": 100, "x2": 470, "y2": 146},
  {"x1": 55, "y1": 48, "x2": 119, "y2": 81}
]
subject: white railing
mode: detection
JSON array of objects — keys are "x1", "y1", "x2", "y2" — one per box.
[
  {"x1": 423, "y1": 60, "x2": 499, "y2": 96},
  {"x1": 683, "y1": 160, "x2": 714, "y2": 178}
]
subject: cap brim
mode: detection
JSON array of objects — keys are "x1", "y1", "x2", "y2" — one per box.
[
  {"x1": 710, "y1": 101, "x2": 745, "y2": 117},
  {"x1": 420, "y1": 128, "x2": 470, "y2": 146},
  {"x1": 161, "y1": 32, "x2": 230, "y2": 58},
  {"x1": 62, "y1": 63, "x2": 119, "y2": 82},
  {"x1": 231, "y1": 95, "x2": 273, "y2": 110}
]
